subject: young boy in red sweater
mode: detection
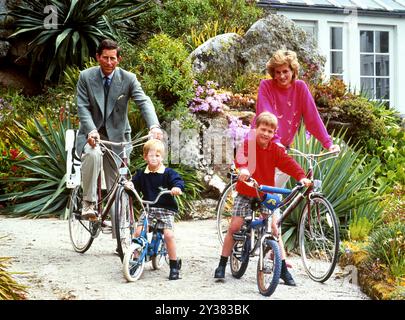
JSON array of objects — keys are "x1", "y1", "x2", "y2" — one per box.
[{"x1": 214, "y1": 112, "x2": 311, "y2": 285}]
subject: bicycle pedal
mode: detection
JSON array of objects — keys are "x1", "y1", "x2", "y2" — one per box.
[
  {"x1": 233, "y1": 232, "x2": 246, "y2": 242},
  {"x1": 101, "y1": 226, "x2": 112, "y2": 234}
]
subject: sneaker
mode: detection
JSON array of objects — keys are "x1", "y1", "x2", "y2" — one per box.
[
  {"x1": 81, "y1": 201, "x2": 97, "y2": 221},
  {"x1": 214, "y1": 265, "x2": 225, "y2": 279},
  {"x1": 280, "y1": 268, "x2": 296, "y2": 286}
]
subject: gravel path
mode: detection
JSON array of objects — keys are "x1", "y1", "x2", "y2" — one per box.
[{"x1": 0, "y1": 215, "x2": 369, "y2": 300}]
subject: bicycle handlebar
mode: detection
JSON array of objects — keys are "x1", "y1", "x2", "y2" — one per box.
[
  {"x1": 141, "y1": 189, "x2": 173, "y2": 206},
  {"x1": 288, "y1": 148, "x2": 340, "y2": 159}
]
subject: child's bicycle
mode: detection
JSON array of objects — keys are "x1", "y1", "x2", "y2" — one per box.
[
  {"x1": 229, "y1": 193, "x2": 283, "y2": 296},
  {"x1": 122, "y1": 188, "x2": 179, "y2": 282},
  {"x1": 66, "y1": 132, "x2": 148, "y2": 261},
  {"x1": 217, "y1": 148, "x2": 340, "y2": 284}
]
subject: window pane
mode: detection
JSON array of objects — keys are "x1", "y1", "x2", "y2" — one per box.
[
  {"x1": 360, "y1": 31, "x2": 373, "y2": 52},
  {"x1": 375, "y1": 55, "x2": 389, "y2": 76},
  {"x1": 375, "y1": 31, "x2": 389, "y2": 53},
  {"x1": 376, "y1": 78, "x2": 390, "y2": 99},
  {"x1": 331, "y1": 51, "x2": 343, "y2": 74},
  {"x1": 360, "y1": 54, "x2": 374, "y2": 76},
  {"x1": 361, "y1": 78, "x2": 374, "y2": 99},
  {"x1": 331, "y1": 27, "x2": 342, "y2": 49}
]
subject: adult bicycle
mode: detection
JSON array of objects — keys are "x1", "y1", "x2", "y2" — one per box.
[
  {"x1": 122, "y1": 189, "x2": 177, "y2": 282},
  {"x1": 217, "y1": 149, "x2": 340, "y2": 283},
  {"x1": 67, "y1": 133, "x2": 148, "y2": 261}
]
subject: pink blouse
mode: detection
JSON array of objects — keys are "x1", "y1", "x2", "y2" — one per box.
[{"x1": 254, "y1": 79, "x2": 332, "y2": 149}]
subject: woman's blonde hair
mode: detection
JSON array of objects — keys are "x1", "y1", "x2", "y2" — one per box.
[
  {"x1": 266, "y1": 49, "x2": 300, "y2": 80},
  {"x1": 143, "y1": 139, "x2": 165, "y2": 158},
  {"x1": 255, "y1": 112, "x2": 278, "y2": 129}
]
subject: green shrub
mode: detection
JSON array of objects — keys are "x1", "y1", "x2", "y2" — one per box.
[
  {"x1": 380, "y1": 184, "x2": 405, "y2": 224},
  {"x1": 310, "y1": 78, "x2": 405, "y2": 188},
  {"x1": 135, "y1": 33, "x2": 194, "y2": 121},
  {"x1": 349, "y1": 215, "x2": 375, "y2": 241},
  {"x1": 367, "y1": 223, "x2": 405, "y2": 282},
  {"x1": 137, "y1": 0, "x2": 263, "y2": 49}
]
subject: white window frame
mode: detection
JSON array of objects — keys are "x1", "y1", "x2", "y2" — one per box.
[
  {"x1": 358, "y1": 25, "x2": 393, "y2": 106},
  {"x1": 329, "y1": 24, "x2": 345, "y2": 79},
  {"x1": 292, "y1": 20, "x2": 318, "y2": 45}
]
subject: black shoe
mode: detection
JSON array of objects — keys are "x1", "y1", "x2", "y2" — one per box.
[
  {"x1": 169, "y1": 268, "x2": 180, "y2": 280},
  {"x1": 214, "y1": 265, "x2": 225, "y2": 279},
  {"x1": 280, "y1": 269, "x2": 296, "y2": 286}
]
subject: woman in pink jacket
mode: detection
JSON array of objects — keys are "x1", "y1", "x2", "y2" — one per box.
[
  {"x1": 255, "y1": 49, "x2": 340, "y2": 185},
  {"x1": 253, "y1": 50, "x2": 340, "y2": 285}
]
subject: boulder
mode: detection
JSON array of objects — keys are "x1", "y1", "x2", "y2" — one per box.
[
  {"x1": 189, "y1": 13, "x2": 326, "y2": 86},
  {"x1": 189, "y1": 33, "x2": 245, "y2": 86},
  {"x1": 241, "y1": 14, "x2": 325, "y2": 77}
]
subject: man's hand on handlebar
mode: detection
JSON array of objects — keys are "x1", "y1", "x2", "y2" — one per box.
[
  {"x1": 148, "y1": 127, "x2": 163, "y2": 140},
  {"x1": 87, "y1": 130, "x2": 100, "y2": 148}
]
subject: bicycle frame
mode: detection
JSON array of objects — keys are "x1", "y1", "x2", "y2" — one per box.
[{"x1": 275, "y1": 149, "x2": 339, "y2": 228}]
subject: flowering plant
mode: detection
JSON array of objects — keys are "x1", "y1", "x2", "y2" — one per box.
[
  {"x1": 227, "y1": 116, "x2": 250, "y2": 149},
  {"x1": 188, "y1": 80, "x2": 230, "y2": 116}
]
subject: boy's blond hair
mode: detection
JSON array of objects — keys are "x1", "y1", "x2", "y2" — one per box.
[
  {"x1": 255, "y1": 112, "x2": 278, "y2": 129},
  {"x1": 266, "y1": 49, "x2": 300, "y2": 81},
  {"x1": 143, "y1": 139, "x2": 165, "y2": 158}
]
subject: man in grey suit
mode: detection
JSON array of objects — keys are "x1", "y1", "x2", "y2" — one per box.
[{"x1": 76, "y1": 39, "x2": 162, "y2": 221}]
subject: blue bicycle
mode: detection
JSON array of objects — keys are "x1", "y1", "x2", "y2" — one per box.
[{"x1": 122, "y1": 189, "x2": 173, "y2": 282}]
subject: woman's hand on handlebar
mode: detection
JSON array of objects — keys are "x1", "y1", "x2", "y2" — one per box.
[
  {"x1": 171, "y1": 187, "x2": 182, "y2": 196},
  {"x1": 299, "y1": 178, "x2": 312, "y2": 187},
  {"x1": 328, "y1": 144, "x2": 340, "y2": 153}
]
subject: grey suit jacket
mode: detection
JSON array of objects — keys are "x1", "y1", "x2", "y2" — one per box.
[{"x1": 75, "y1": 66, "x2": 159, "y2": 157}]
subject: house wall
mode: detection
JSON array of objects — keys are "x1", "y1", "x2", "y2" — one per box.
[{"x1": 274, "y1": 10, "x2": 405, "y2": 115}]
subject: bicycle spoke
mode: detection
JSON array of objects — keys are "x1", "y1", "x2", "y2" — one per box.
[
  {"x1": 68, "y1": 186, "x2": 94, "y2": 253},
  {"x1": 299, "y1": 195, "x2": 339, "y2": 282},
  {"x1": 216, "y1": 182, "x2": 237, "y2": 245}
]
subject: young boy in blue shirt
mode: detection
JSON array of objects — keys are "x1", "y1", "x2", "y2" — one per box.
[{"x1": 125, "y1": 139, "x2": 184, "y2": 280}]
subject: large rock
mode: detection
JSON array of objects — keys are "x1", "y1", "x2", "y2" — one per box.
[
  {"x1": 189, "y1": 13, "x2": 326, "y2": 86},
  {"x1": 241, "y1": 14, "x2": 325, "y2": 77},
  {"x1": 189, "y1": 33, "x2": 245, "y2": 86}
]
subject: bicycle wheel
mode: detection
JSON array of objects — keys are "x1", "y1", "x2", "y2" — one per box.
[
  {"x1": 257, "y1": 239, "x2": 282, "y2": 297},
  {"x1": 151, "y1": 236, "x2": 168, "y2": 270},
  {"x1": 230, "y1": 237, "x2": 250, "y2": 278},
  {"x1": 68, "y1": 186, "x2": 94, "y2": 253},
  {"x1": 115, "y1": 186, "x2": 135, "y2": 261},
  {"x1": 299, "y1": 194, "x2": 339, "y2": 282},
  {"x1": 216, "y1": 181, "x2": 237, "y2": 245},
  {"x1": 123, "y1": 242, "x2": 145, "y2": 282}
]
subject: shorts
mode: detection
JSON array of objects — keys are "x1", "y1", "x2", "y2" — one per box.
[
  {"x1": 138, "y1": 207, "x2": 176, "y2": 230},
  {"x1": 232, "y1": 194, "x2": 272, "y2": 218}
]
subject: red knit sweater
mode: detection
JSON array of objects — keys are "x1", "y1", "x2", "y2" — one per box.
[{"x1": 235, "y1": 137, "x2": 306, "y2": 198}]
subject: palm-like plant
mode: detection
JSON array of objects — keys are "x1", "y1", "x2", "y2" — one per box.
[
  {"x1": 282, "y1": 126, "x2": 382, "y2": 251},
  {"x1": 0, "y1": 110, "x2": 71, "y2": 217},
  {"x1": 6, "y1": 0, "x2": 151, "y2": 83}
]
